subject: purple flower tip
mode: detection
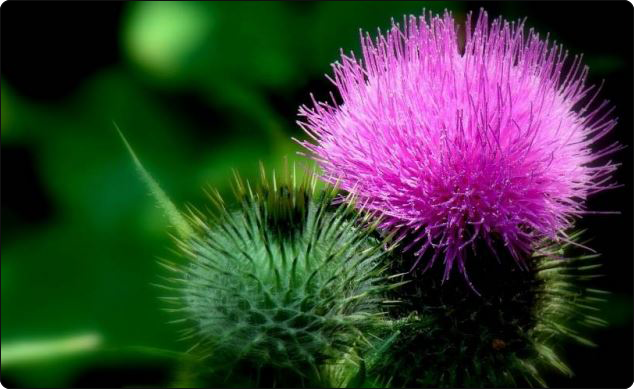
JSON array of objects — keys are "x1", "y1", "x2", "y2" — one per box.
[{"x1": 297, "y1": 10, "x2": 620, "y2": 282}]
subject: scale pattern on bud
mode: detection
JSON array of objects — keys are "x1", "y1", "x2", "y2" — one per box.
[
  {"x1": 159, "y1": 164, "x2": 399, "y2": 387},
  {"x1": 366, "y1": 231, "x2": 607, "y2": 387}
]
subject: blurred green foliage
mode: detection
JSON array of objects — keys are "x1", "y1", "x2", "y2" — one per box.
[{"x1": 1, "y1": 2, "x2": 630, "y2": 387}]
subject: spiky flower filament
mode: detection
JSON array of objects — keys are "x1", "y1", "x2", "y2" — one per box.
[
  {"x1": 160, "y1": 164, "x2": 401, "y2": 387},
  {"x1": 297, "y1": 10, "x2": 620, "y2": 280},
  {"x1": 366, "y1": 231, "x2": 607, "y2": 387}
]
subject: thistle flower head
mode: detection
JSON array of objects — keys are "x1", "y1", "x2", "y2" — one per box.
[{"x1": 297, "y1": 10, "x2": 620, "y2": 281}]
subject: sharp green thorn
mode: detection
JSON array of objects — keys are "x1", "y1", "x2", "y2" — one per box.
[{"x1": 113, "y1": 121, "x2": 193, "y2": 239}]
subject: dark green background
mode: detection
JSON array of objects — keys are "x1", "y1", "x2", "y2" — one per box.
[{"x1": 1, "y1": 1, "x2": 632, "y2": 387}]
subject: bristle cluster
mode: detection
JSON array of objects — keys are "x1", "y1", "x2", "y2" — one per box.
[
  {"x1": 365, "y1": 231, "x2": 607, "y2": 387},
  {"x1": 159, "y1": 163, "x2": 400, "y2": 387},
  {"x1": 297, "y1": 10, "x2": 620, "y2": 280}
]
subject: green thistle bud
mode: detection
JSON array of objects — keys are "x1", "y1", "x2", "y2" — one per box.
[
  {"x1": 157, "y1": 163, "x2": 400, "y2": 387},
  {"x1": 116, "y1": 125, "x2": 400, "y2": 387},
  {"x1": 366, "y1": 231, "x2": 607, "y2": 388}
]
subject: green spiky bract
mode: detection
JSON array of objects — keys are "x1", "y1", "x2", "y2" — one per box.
[
  {"x1": 366, "y1": 231, "x2": 607, "y2": 388},
  {"x1": 160, "y1": 163, "x2": 401, "y2": 388},
  {"x1": 114, "y1": 121, "x2": 193, "y2": 239}
]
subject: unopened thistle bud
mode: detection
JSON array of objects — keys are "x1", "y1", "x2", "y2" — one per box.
[{"x1": 159, "y1": 163, "x2": 400, "y2": 387}]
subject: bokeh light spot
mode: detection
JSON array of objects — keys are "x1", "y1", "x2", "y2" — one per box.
[{"x1": 123, "y1": 1, "x2": 211, "y2": 80}]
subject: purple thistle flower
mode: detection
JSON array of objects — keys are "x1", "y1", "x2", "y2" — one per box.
[{"x1": 296, "y1": 10, "x2": 620, "y2": 282}]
